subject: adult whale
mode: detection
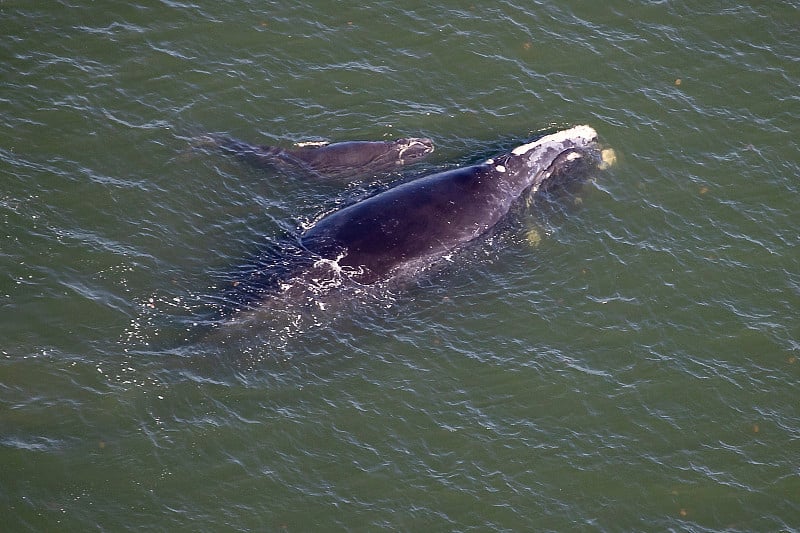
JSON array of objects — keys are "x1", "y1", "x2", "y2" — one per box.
[
  {"x1": 205, "y1": 134, "x2": 434, "y2": 178},
  {"x1": 217, "y1": 124, "x2": 601, "y2": 315},
  {"x1": 297, "y1": 125, "x2": 600, "y2": 287}
]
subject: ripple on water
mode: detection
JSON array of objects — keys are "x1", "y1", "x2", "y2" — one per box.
[{"x1": 2, "y1": 0, "x2": 799, "y2": 530}]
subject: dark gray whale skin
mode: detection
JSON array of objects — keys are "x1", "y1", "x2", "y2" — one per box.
[
  {"x1": 300, "y1": 125, "x2": 599, "y2": 285},
  {"x1": 207, "y1": 135, "x2": 434, "y2": 177}
]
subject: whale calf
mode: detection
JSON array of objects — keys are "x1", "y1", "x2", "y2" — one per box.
[
  {"x1": 205, "y1": 135, "x2": 434, "y2": 178},
  {"x1": 219, "y1": 125, "x2": 601, "y2": 311}
]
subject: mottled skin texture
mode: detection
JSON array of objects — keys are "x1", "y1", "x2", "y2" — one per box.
[
  {"x1": 208, "y1": 135, "x2": 434, "y2": 177},
  {"x1": 300, "y1": 126, "x2": 599, "y2": 284}
]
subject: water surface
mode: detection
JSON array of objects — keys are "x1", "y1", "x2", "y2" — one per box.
[{"x1": 2, "y1": 1, "x2": 798, "y2": 530}]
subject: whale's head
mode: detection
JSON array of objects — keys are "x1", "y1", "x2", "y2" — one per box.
[
  {"x1": 395, "y1": 137, "x2": 435, "y2": 164},
  {"x1": 508, "y1": 125, "x2": 599, "y2": 192}
]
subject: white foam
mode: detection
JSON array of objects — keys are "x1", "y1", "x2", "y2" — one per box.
[
  {"x1": 511, "y1": 125, "x2": 597, "y2": 156},
  {"x1": 295, "y1": 141, "x2": 329, "y2": 148}
]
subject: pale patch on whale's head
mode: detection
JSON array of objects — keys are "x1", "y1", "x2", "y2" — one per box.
[
  {"x1": 395, "y1": 137, "x2": 435, "y2": 164},
  {"x1": 509, "y1": 125, "x2": 600, "y2": 191},
  {"x1": 511, "y1": 125, "x2": 598, "y2": 158}
]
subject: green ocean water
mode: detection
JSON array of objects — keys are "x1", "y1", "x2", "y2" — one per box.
[{"x1": 2, "y1": 1, "x2": 798, "y2": 530}]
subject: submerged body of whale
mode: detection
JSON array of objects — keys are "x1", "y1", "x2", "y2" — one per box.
[
  {"x1": 206, "y1": 134, "x2": 434, "y2": 178},
  {"x1": 219, "y1": 125, "x2": 601, "y2": 312}
]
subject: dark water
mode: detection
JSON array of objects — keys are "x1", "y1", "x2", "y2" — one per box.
[{"x1": 2, "y1": 1, "x2": 798, "y2": 530}]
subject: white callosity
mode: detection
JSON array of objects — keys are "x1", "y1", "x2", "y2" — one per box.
[{"x1": 511, "y1": 125, "x2": 598, "y2": 157}]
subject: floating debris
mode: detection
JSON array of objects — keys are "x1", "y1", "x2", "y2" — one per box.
[
  {"x1": 525, "y1": 227, "x2": 542, "y2": 248},
  {"x1": 599, "y1": 147, "x2": 617, "y2": 170}
]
